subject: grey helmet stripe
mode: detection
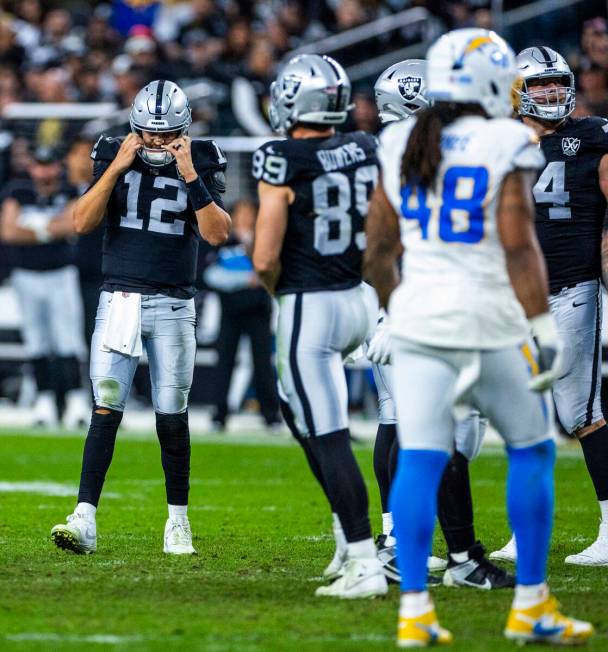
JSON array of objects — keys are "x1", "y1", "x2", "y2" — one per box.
[{"x1": 155, "y1": 80, "x2": 165, "y2": 118}]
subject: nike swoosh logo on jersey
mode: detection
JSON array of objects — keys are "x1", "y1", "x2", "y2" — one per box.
[
  {"x1": 572, "y1": 301, "x2": 586, "y2": 307},
  {"x1": 171, "y1": 305, "x2": 186, "y2": 312}
]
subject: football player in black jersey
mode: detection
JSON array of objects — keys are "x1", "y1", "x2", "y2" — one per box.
[
  {"x1": 0, "y1": 145, "x2": 89, "y2": 430},
  {"x1": 51, "y1": 80, "x2": 231, "y2": 555},
  {"x1": 252, "y1": 54, "x2": 388, "y2": 598},
  {"x1": 492, "y1": 46, "x2": 608, "y2": 566}
]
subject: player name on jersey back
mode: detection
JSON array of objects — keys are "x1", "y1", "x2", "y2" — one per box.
[
  {"x1": 317, "y1": 142, "x2": 368, "y2": 172},
  {"x1": 379, "y1": 115, "x2": 545, "y2": 350}
]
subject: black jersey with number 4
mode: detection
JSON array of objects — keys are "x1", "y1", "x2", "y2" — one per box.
[
  {"x1": 252, "y1": 131, "x2": 378, "y2": 295},
  {"x1": 534, "y1": 116, "x2": 608, "y2": 293},
  {"x1": 91, "y1": 135, "x2": 227, "y2": 298}
]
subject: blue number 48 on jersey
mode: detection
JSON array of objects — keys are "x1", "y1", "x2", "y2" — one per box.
[{"x1": 401, "y1": 166, "x2": 489, "y2": 243}]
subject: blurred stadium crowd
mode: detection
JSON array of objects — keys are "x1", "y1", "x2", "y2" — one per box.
[{"x1": 0, "y1": 0, "x2": 606, "y2": 424}]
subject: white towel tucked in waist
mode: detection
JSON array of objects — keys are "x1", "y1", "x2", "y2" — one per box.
[{"x1": 101, "y1": 292, "x2": 142, "y2": 357}]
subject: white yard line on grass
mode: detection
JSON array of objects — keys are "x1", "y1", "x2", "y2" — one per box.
[
  {"x1": 0, "y1": 481, "x2": 120, "y2": 498},
  {"x1": 5, "y1": 633, "x2": 147, "y2": 644}
]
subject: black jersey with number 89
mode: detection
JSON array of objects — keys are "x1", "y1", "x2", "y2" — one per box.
[
  {"x1": 534, "y1": 116, "x2": 608, "y2": 293},
  {"x1": 252, "y1": 131, "x2": 378, "y2": 295}
]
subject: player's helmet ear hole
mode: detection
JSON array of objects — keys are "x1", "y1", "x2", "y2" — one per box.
[{"x1": 490, "y1": 81, "x2": 499, "y2": 95}]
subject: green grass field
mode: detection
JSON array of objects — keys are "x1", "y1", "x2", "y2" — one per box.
[{"x1": 0, "y1": 430, "x2": 606, "y2": 652}]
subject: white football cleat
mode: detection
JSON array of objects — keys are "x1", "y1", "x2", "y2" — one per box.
[
  {"x1": 490, "y1": 536, "x2": 517, "y2": 563},
  {"x1": 164, "y1": 518, "x2": 196, "y2": 555},
  {"x1": 428, "y1": 555, "x2": 448, "y2": 572},
  {"x1": 565, "y1": 520, "x2": 608, "y2": 566},
  {"x1": 62, "y1": 389, "x2": 91, "y2": 430},
  {"x1": 315, "y1": 557, "x2": 388, "y2": 599},
  {"x1": 33, "y1": 391, "x2": 59, "y2": 429},
  {"x1": 51, "y1": 512, "x2": 97, "y2": 554}
]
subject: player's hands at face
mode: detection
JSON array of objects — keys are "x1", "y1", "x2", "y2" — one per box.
[
  {"x1": 110, "y1": 133, "x2": 143, "y2": 175},
  {"x1": 164, "y1": 136, "x2": 197, "y2": 182}
]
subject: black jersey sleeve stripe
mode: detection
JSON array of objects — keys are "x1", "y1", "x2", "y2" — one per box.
[
  {"x1": 289, "y1": 293, "x2": 317, "y2": 437},
  {"x1": 155, "y1": 80, "x2": 166, "y2": 118},
  {"x1": 585, "y1": 280, "x2": 602, "y2": 427}
]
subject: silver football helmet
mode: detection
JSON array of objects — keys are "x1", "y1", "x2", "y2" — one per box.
[
  {"x1": 374, "y1": 59, "x2": 430, "y2": 123},
  {"x1": 129, "y1": 79, "x2": 192, "y2": 167},
  {"x1": 515, "y1": 47, "x2": 575, "y2": 121},
  {"x1": 269, "y1": 54, "x2": 352, "y2": 135}
]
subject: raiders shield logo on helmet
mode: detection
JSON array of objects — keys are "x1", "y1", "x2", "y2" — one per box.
[
  {"x1": 561, "y1": 137, "x2": 580, "y2": 156},
  {"x1": 282, "y1": 74, "x2": 302, "y2": 100},
  {"x1": 397, "y1": 76, "x2": 422, "y2": 101}
]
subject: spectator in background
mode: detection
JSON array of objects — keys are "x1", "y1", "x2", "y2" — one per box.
[
  {"x1": 0, "y1": 14, "x2": 25, "y2": 70},
  {"x1": 111, "y1": 55, "x2": 147, "y2": 108},
  {"x1": 0, "y1": 145, "x2": 89, "y2": 429},
  {"x1": 578, "y1": 60, "x2": 608, "y2": 116},
  {"x1": 350, "y1": 91, "x2": 381, "y2": 133},
  {"x1": 231, "y1": 38, "x2": 275, "y2": 135},
  {"x1": 204, "y1": 199, "x2": 280, "y2": 432},
  {"x1": 212, "y1": 19, "x2": 252, "y2": 82},
  {"x1": 582, "y1": 17, "x2": 608, "y2": 69}
]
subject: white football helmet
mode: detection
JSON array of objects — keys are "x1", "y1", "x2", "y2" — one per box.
[
  {"x1": 129, "y1": 79, "x2": 192, "y2": 167},
  {"x1": 269, "y1": 54, "x2": 351, "y2": 135},
  {"x1": 426, "y1": 28, "x2": 517, "y2": 119},
  {"x1": 515, "y1": 46, "x2": 575, "y2": 121},
  {"x1": 374, "y1": 59, "x2": 430, "y2": 123}
]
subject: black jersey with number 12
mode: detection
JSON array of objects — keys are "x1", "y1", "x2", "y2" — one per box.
[
  {"x1": 252, "y1": 131, "x2": 379, "y2": 295},
  {"x1": 91, "y1": 135, "x2": 227, "y2": 299},
  {"x1": 534, "y1": 116, "x2": 608, "y2": 293}
]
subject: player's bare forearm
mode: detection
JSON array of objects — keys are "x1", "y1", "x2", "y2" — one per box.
[
  {"x1": 0, "y1": 198, "x2": 38, "y2": 244},
  {"x1": 498, "y1": 170, "x2": 550, "y2": 318},
  {"x1": 73, "y1": 167, "x2": 120, "y2": 234},
  {"x1": 364, "y1": 183, "x2": 402, "y2": 308},
  {"x1": 505, "y1": 243, "x2": 550, "y2": 317},
  {"x1": 253, "y1": 181, "x2": 289, "y2": 295},
  {"x1": 196, "y1": 204, "x2": 231, "y2": 246}
]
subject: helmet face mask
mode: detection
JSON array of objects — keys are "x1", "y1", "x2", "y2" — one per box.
[
  {"x1": 269, "y1": 54, "x2": 352, "y2": 135},
  {"x1": 129, "y1": 80, "x2": 192, "y2": 167},
  {"x1": 515, "y1": 47, "x2": 575, "y2": 121},
  {"x1": 374, "y1": 59, "x2": 430, "y2": 123}
]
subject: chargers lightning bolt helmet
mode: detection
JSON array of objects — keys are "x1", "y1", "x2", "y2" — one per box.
[
  {"x1": 374, "y1": 59, "x2": 430, "y2": 123},
  {"x1": 426, "y1": 28, "x2": 517, "y2": 119},
  {"x1": 515, "y1": 46, "x2": 575, "y2": 121},
  {"x1": 129, "y1": 79, "x2": 192, "y2": 167},
  {"x1": 269, "y1": 54, "x2": 352, "y2": 135}
]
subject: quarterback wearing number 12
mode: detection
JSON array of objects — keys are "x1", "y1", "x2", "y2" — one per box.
[{"x1": 51, "y1": 80, "x2": 231, "y2": 555}]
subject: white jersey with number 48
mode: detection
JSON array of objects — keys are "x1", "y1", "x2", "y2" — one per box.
[{"x1": 378, "y1": 115, "x2": 545, "y2": 350}]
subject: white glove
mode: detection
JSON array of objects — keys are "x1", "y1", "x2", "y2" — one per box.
[
  {"x1": 367, "y1": 314, "x2": 392, "y2": 366},
  {"x1": 528, "y1": 312, "x2": 563, "y2": 392}
]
